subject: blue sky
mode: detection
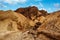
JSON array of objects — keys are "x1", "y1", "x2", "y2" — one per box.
[{"x1": 0, "y1": 0, "x2": 60, "y2": 13}]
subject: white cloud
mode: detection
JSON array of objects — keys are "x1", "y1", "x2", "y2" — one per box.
[
  {"x1": 31, "y1": 3, "x2": 43, "y2": 7},
  {"x1": 31, "y1": 3, "x2": 47, "y2": 11},
  {"x1": 42, "y1": 8, "x2": 46, "y2": 10},
  {"x1": 1, "y1": 0, "x2": 27, "y2": 4},
  {"x1": 54, "y1": 3, "x2": 60, "y2": 11},
  {"x1": 31, "y1": 2, "x2": 45, "y2": 10},
  {"x1": 54, "y1": 3, "x2": 60, "y2": 8},
  {"x1": 0, "y1": 3, "x2": 7, "y2": 8},
  {"x1": 39, "y1": 3, "x2": 44, "y2": 7}
]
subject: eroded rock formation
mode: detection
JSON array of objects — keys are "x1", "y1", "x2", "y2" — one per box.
[
  {"x1": 0, "y1": 6, "x2": 60, "y2": 40},
  {"x1": 37, "y1": 11, "x2": 60, "y2": 40},
  {"x1": 15, "y1": 6, "x2": 38, "y2": 20},
  {"x1": 0, "y1": 10, "x2": 35, "y2": 32}
]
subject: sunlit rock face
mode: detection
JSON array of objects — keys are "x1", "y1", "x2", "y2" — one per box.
[
  {"x1": 15, "y1": 6, "x2": 48, "y2": 28},
  {"x1": 0, "y1": 6, "x2": 60, "y2": 40},
  {"x1": 0, "y1": 10, "x2": 35, "y2": 40},
  {"x1": 37, "y1": 11, "x2": 60, "y2": 40},
  {"x1": 0, "y1": 10, "x2": 35, "y2": 32}
]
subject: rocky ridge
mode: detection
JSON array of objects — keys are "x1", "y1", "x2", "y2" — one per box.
[{"x1": 0, "y1": 6, "x2": 60, "y2": 40}]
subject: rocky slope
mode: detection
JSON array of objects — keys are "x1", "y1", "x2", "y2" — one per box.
[
  {"x1": 0, "y1": 10, "x2": 35, "y2": 32},
  {"x1": 0, "y1": 6, "x2": 60, "y2": 40},
  {"x1": 37, "y1": 11, "x2": 60, "y2": 40},
  {"x1": 0, "y1": 10, "x2": 35, "y2": 40}
]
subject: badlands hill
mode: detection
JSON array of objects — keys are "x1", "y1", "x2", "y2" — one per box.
[{"x1": 0, "y1": 6, "x2": 60, "y2": 40}]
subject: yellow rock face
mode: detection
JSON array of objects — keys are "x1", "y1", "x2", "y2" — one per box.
[
  {"x1": 0, "y1": 19, "x2": 18, "y2": 31},
  {"x1": 0, "y1": 10, "x2": 35, "y2": 32},
  {"x1": 0, "y1": 10, "x2": 35, "y2": 40},
  {"x1": 37, "y1": 16, "x2": 46, "y2": 23},
  {"x1": 37, "y1": 11, "x2": 60, "y2": 40}
]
